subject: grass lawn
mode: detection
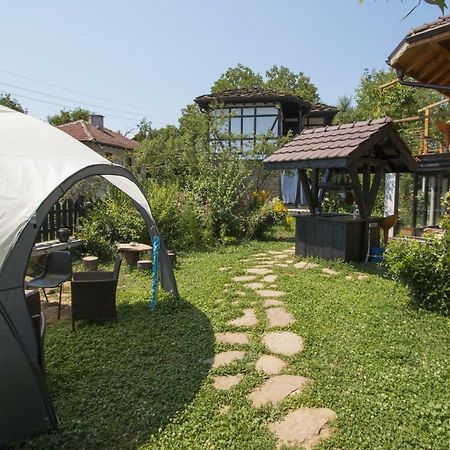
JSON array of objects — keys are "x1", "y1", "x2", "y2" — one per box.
[{"x1": 18, "y1": 238, "x2": 450, "y2": 449}]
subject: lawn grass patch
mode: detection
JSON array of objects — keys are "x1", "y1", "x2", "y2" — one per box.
[{"x1": 17, "y1": 239, "x2": 450, "y2": 449}]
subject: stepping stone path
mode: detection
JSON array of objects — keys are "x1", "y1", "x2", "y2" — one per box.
[
  {"x1": 262, "y1": 274, "x2": 277, "y2": 283},
  {"x1": 256, "y1": 289, "x2": 286, "y2": 298},
  {"x1": 263, "y1": 299, "x2": 284, "y2": 308},
  {"x1": 255, "y1": 355, "x2": 287, "y2": 375},
  {"x1": 232, "y1": 275, "x2": 257, "y2": 282},
  {"x1": 263, "y1": 332, "x2": 303, "y2": 356},
  {"x1": 247, "y1": 375, "x2": 311, "y2": 407},
  {"x1": 294, "y1": 261, "x2": 319, "y2": 270},
  {"x1": 244, "y1": 282, "x2": 265, "y2": 290},
  {"x1": 246, "y1": 267, "x2": 273, "y2": 275},
  {"x1": 215, "y1": 332, "x2": 250, "y2": 345},
  {"x1": 227, "y1": 308, "x2": 258, "y2": 327},
  {"x1": 269, "y1": 407, "x2": 337, "y2": 450},
  {"x1": 213, "y1": 374, "x2": 244, "y2": 391},
  {"x1": 266, "y1": 307, "x2": 295, "y2": 328},
  {"x1": 322, "y1": 268, "x2": 339, "y2": 276},
  {"x1": 203, "y1": 351, "x2": 245, "y2": 368},
  {"x1": 214, "y1": 247, "x2": 336, "y2": 449}
]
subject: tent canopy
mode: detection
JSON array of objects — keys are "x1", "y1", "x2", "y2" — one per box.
[{"x1": 0, "y1": 106, "x2": 178, "y2": 446}]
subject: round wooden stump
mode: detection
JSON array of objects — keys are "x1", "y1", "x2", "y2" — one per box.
[
  {"x1": 137, "y1": 260, "x2": 152, "y2": 272},
  {"x1": 82, "y1": 256, "x2": 99, "y2": 271}
]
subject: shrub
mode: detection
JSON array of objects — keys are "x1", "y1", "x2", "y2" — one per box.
[
  {"x1": 78, "y1": 183, "x2": 206, "y2": 255},
  {"x1": 245, "y1": 197, "x2": 289, "y2": 239},
  {"x1": 384, "y1": 192, "x2": 450, "y2": 314}
]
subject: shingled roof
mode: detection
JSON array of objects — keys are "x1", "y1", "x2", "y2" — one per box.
[
  {"x1": 57, "y1": 120, "x2": 139, "y2": 151},
  {"x1": 264, "y1": 118, "x2": 416, "y2": 172},
  {"x1": 194, "y1": 87, "x2": 311, "y2": 109},
  {"x1": 388, "y1": 15, "x2": 450, "y2": 97}
]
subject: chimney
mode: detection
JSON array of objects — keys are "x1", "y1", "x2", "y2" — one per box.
[{"x1": 89, "y1": 114, "x2": 104, "y2": 129}]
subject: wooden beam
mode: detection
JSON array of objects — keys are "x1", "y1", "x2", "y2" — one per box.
[
  {"x1": 311, "y1": 168, "x2": 320, "y2": 212},
  {"x1": 348, "y1": 165, "x2": 368, "y2": 218},
  {"x1": 298, "y1": 169, "x2": 315, "y2": 215},
  {"x1": 318, "y1": 169, "x2": 331, "y2": 205},
  {"x1": 367, "y1": 166, "x2": 384, "y2": 216}
]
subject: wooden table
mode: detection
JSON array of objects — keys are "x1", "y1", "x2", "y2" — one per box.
[
  {"x1": 32, "y1": 238, "x2": 84, "y2": 257},
  {"x1": 117, "y1": 242, "x2": 152, "y2": 269}
]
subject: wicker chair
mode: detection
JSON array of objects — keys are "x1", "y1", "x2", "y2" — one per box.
[{"x1": 70, "y1": 255, "x2": 122, "y2": 331}]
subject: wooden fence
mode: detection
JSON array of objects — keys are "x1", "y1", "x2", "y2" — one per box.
[{"x1": 37, "y1": 198, "x2": 83, "y2": 242}]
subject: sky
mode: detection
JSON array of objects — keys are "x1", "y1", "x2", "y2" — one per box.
[{"x1": 0, "y1": 0, "x2": 444, "y2": 133}]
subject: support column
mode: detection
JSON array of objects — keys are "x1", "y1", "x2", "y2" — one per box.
[{"x1": 384, "y1": 173, "x2": 399, "y2": 237}]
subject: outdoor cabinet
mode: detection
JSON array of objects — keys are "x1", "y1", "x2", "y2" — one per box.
[{"x1": 295, "y1": 214, "x2": 380, "y2": 262}]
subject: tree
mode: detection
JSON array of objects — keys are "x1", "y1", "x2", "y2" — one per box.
[
  {"x1": 47, "y1": 107, "x2": 91, "y2": 126},
  {"x1": 0, "y1": 93, "x2": 26, "y2": 113},
  {"x1": 133, "y1": 118, "x2": 155, "y2": 142},
  {"x1": 358, "y1": 0, "x2": 447, "y2": 16},
  {"x1": 265, "y1": 65, "x2": 320, "y2": 103},
  {"x1": 333, "y1": 95, "x2": 358, "y2": 124},
  {"x1": 211, "y1": 64, "x2": 320, "y2": 103},
  {"x1": 211, "y1": 64, "x2": 264, "y2": 92}
]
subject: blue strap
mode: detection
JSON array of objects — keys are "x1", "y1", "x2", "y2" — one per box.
[{"x1": 149, "y1": 236, "x2": 160, "y2": 310}]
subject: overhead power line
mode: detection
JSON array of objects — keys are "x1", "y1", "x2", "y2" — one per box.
[
  {"x1": 0, "y1": 67, "x2": 178, "y2": 117},
  {"x1": 0, "y1": 90, "x2": 141, "y2": 122}
]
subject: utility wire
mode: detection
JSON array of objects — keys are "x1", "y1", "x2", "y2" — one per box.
[
  {"x1": 0, "y1": 90, "x2": 142, "y2": 122},
  {"x1": 0, "y1": 67, "x2": 177, "y2": 116},
  {"x1": 0, "y1": 67, "x2": 147, "y2": 111}
]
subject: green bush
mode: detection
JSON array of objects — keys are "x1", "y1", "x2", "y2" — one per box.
[
  {"x1": 384, "y1": 192, "x2": 450, "y2": 314},
  {"x1": 245, "y1": 196, "x2": 289, "y2": 239},
  {"x1": 78, "y1": 183, "x2": 206, "y2": 255}
]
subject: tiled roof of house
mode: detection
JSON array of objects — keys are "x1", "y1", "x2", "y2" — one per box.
[
  {"x1": 406, "y1": 14, "x2": 450, "y2": 38},
  {"x1": 307, "y1": 102, "x2": 339, "y2": 115},
  {"x1": 194, "y1": 88, "x2": 311, "y2": 108},
  {"x1": 57, "y1": 120, "x2": 139, "y2": 151},
  {"x1": 264, "y1": 117, "x2": 416, "y2": 172}
]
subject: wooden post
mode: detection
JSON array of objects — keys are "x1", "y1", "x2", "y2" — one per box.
[
  {"x1": 423, "y1": 107, "x2": 430, "y2": 154},
  {"x1": 137, "y1": 260, "x2": 152, "y2": 271},
  {"x1": 82, "y1": 256, "x2": 99, "y2": 271},
  {"x1": 298, "y1": 169, "x2": 315, "y2": 215}
]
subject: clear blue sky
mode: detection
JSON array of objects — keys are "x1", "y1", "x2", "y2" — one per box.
[{"x1": 0, "y1": 0, "x2": 443, "y2": 132}]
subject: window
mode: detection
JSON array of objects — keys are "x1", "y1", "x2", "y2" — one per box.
[{"x1": 209, "y1": 104, "x2": 280, "y2": 152}]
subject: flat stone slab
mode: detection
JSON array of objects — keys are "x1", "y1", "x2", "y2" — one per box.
[
  {"x1": 244, "y1": 282, "x2": 265, "y2": 290},
  {"x1": 227, "y1": 308, "x2": 258, "y2": 327},
  {"x1": 246, "y1": 268, "x2": 273, "y2": 275},
  {"x1": 322, "y1": 268, "x2": 339, "y2": 275},
  {"x1": 268, "y1": 250, "x2": 285, "y2": 255},
  {"x1": 262, "y1": 274, "x2": 277, "y2": 283},
  {"x1": 269, "y1": 407, "x2": 337, "y2": 450},
  {"x1": 294, "y1": 261, "x2": 319, "y2": 270},
  {"x1": 252, "y1": 253, "x2": 267, "y2": 257},
  {"x1": 203, "y1": 351, "x2": 245, "y2": 368},
  {"x1": 215, "y1": 332, "x2": 250, "y2": 345},
  {"x1": 263, "y1": 299, "x2": 284, "y2": 308},
  {"x1": 276, "y1": 263, "x2": 288, "y2": 267},
  {"x1": 213, "y1": 374, "x2": 244, "y2": 391},
  {"x1": 263, "y1": 332, "x2": 304, "y2": 356},
  {"x1": 255, "y1": 355, "x2": 287, "y2": 375},
  {"x1": 247, "y1": 375, "x2": 311, "y2": 407},
  {"x1": 232, "y1": 275, "x2": 257, "y2": 282},
  {"x1": 274, "y1": 254, "x2": 288, "y2": 259},
  {"x1": 218, "y1": 267, "x2": 232, "y2": 272},
  {"x1": 256, "y1": 289, "x2": 286, "y2": 298},
  {"x1": 236, "y1": 291, "x2": 246, "y2": 297},
  {"x1": 266, "y1": 307, "x2": 296, "y2": 328}
]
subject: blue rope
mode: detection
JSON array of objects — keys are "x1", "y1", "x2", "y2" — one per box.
[{"x1": 149, "y1": 236, "x2": 160, "y2": 310}]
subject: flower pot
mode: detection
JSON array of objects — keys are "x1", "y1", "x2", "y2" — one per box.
[{"x1": 57, "y1": 228, "x2": 70, "y2": 243}]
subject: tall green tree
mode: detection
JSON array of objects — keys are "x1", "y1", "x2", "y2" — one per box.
[
  {"x1": 211, "y1": 64, "x2": 320, "y2": 103},
  {"x1": 47, "y1": 107, "x2": 91, "y2": 126},
  {"x1": 0, "y1": 93, "x2": 26, "y2": 113},
  {"x1": 333, "y1": 95, "x2": 358, "y2": 124},
  {"x1": 211, "y1": 64, "x2": 263, "y2": 92},
  {"x1": 265, "y1": 65, "x2": 320, "y2": 103}
]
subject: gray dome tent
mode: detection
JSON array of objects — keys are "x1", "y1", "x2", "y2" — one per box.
[{"x1": 0, "y1": 106, "x2": 179, "y2": 446}]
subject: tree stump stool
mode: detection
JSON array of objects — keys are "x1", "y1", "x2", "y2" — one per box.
[
  {"x1": 137, "y1": 260, "x2": 152, "y2": 272},
  {"x1": 82, "y1": 256, "x2": 99, "y2": 271}
]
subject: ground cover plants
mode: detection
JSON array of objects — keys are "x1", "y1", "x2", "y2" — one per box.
[{"x1": 18, "y1": 238, "x2": 450, "y2": 450}]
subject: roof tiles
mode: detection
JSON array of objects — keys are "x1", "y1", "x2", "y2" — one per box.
[{"x1": 58, "y1": 120, "x2": 139, "y2": 151}]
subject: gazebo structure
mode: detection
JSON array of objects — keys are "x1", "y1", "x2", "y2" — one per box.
[
  {"x1": 264, "y1": 118, "x2": 416, "y2": 261},
  {"x1": 0, "y1": 106, "x2": 178, "y2": 446}
]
